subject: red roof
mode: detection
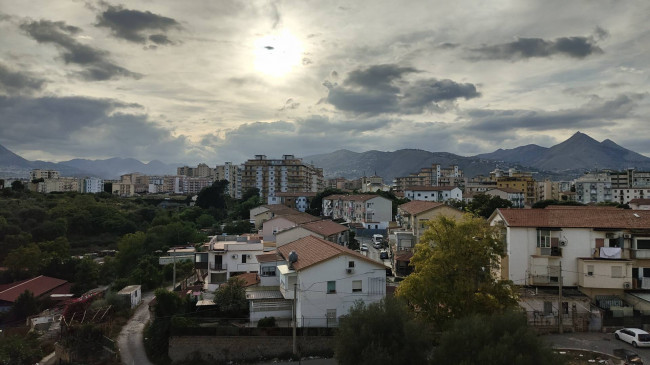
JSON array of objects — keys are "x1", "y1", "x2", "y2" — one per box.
[
  {"x1": 277, "y1": 236, "x2": 384, "y2": 271},
  {"x1": 399, "y1": 201, "x2": 446, "y2": 215},
  {"x1": 256, "y1": 251, "x2": 281, "y2": 263},
  {"x1": 0, "y1": 275, "x2": 69, "y2": 303},
  {"x1": 232, "y1": 273, "x2": 260, "y2": 287},
  {"x1": 630, "y1": 199, "x2": 650, "y2": 206},
  {"x1": 405, "y1": 186, "x2": 459, "y2": 191},
  {"x1": 272, "y1": 212, "x2": 321, "y2": 225},
  {"x1": 494, "y1": 207, "x2": 650, "y2": 229},
  {"x1": 297, "y1": 220, "x2": 348, "y2": 237}
]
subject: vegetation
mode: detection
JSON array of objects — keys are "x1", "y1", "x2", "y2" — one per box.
[
  {"x1": 466, "y1": 193, "x2": 513, "y2": 218},
  {"x1": 213, "y1": 277, "x2": 248, "y2": 317},
  {"x1": 397, "y1": 215, "x2": 518, "y2": 328},
  {"x1": 433, "y1": 312, "x2": 564, "y2": 365},
  {"x1": 0, "y1": 333, "x2": 44, "y2": 365},
  {"x1": 334, "y1": 297, "x2": 432, "y2": 365}
]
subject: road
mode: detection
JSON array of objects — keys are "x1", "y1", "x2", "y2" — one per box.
[
  {"x1": 544, "y1": 332, "x2": 650, "y2": 362},
  {"x1": 357, "y1": 236, "x2": 391, "y2": 267},
  {"x1": 117, "y1": 290, "x2": 155, "y2": 365}
]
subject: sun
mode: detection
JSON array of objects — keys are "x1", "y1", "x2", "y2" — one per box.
[{"x1": 253, "y1": 30, "x2": 302, "y2": 77}]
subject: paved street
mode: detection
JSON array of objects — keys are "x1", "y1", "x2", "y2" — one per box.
[
  {"x1": 544, "y1": 332, "x2": 650, "y2": 362},
  {"x1": 117, "y1": 290, "x2": 155, "y2": 365},
  {"x1": 356, "y1": 236, "x2": 391, "y2": 269}
]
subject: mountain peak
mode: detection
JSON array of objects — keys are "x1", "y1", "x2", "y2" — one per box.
[{"x1": 566, "y1": 131, "x2": 597, "y2": 143}]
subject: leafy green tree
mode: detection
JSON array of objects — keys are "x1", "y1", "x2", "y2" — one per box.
[
  {"x1": 397, "y1": 215, "x2": 518, "y2": 328},
  {"x1": 10, "y1": 180, "x2": 25, "y2": 191},
  {"x1": 222, "y1": 220, "x2": 253, "y2": 235},
  {"x1": 335, "y1": 297, "x2": 432, "y2": 365},
  {"x1": 4, "y1": 243, "x2": 43, "y2": 279},
  {"x1": 214, "y1": 277, "x2": 248, "y2": 316},
  {"x1": 467, "y1": 193, "x2": 513, "y2": 218},
  {"x1": 153, "y1": 288, "x2": 184, "y2": 318},
  {"x1": 12, "y1": 290, "x2": 40, "y2": 319},
  {"x1": 116, "y1": 232, "x2": 147, "y2": 276},
  {"x1": 195, "y1": 180, "x2": 229, "y2": 212},
  {"x1": 195, "y1": 213, "x2": 216, "y2": 228},
  {"x1": 38, "y1": 236, "x2": 71, "y2": 259},
  {"x1": 72, "y1": 258, "x2": 100, "y2": 295},
  {"x1": 434, "y1": 312, "x2": 564, "y2": 365},
  {"x1": 0, "y1": 333, "x2": 44, "y2": 365},
  {"x1": 130, "y1": 255, "x2": 164, "y2": 290}
]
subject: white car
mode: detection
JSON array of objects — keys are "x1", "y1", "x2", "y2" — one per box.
[
  {"x1": 615, "y1": 328, "x2": 650, "y2": 348},
  {"x1": 360, "y1": 244, "x2": 368, "y2": 251}
]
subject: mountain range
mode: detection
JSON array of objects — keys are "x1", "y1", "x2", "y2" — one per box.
[{"x1": 1, "y1": 132, "x2": 649, "y2": 181}]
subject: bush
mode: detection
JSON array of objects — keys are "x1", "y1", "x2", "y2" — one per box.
[{"x1": 257, "y1": 316, "x2": 276, "y2": 327}]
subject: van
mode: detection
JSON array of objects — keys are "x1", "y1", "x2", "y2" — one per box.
[{"x1": 372, "y1": 234, "x2": 384, "y2": 244}]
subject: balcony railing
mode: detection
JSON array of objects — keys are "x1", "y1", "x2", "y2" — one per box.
[{"x1": 210, "y1": 263, "x2": 227, "y2": 271}]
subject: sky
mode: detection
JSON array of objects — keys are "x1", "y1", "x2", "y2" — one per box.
[{"x1": 1, "y1": 0, "x2": 649, "y2": 165}]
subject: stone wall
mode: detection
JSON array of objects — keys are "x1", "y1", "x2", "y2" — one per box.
[{"x1": 168, "y1": 335, "x2": 334, "y2": 363}]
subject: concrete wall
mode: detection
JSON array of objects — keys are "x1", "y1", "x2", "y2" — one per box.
[{"x1": 168, "y1": 335, "x2": 333, "y2": 364}]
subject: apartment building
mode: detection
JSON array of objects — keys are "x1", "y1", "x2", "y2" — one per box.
[
  {"x1": 82, "y1": 177, "x2": 104, "y2": 193},
  {"x1": 241, "y1": 155, "x2": 324, "y2": 200},
  {"x1": 30, "y1": 169, "x2": 60, "y2": 180},
  {"x1": 403, "y1": 186, "x2": 462, "y2": 202},
  {"x1": 177, "y1": 163, "x2": 215, "y2": 178},
  {"x1": 394, "y1": 164, "x2": 463, "y2": 192},
  {"x1": 491, "y1": 168, "x2": 536, "y2": 206},
  {"x1": 322, "y1": 194, "x2": 392, "y2": 229},
  {"x1": 215, "y1": 162, "x2": 242, "y2": 199}
]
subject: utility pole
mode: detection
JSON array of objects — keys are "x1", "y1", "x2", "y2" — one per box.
[
  {"x1": 172, "y1": 247, "x2": 176, "y2": 291},
  {"x1": 558, "y1": 261, "x2": 563, "y2": 334},
  {"x1": 293, "y1": 282, "x2": 297, "y2": 356}
]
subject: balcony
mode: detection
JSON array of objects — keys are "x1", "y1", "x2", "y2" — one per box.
[
  {"x1": 210, "y1": 263, "x2": 228, "y2": 271},
  {"x1": 536, "y1": 247, "x2": 562, "y2": 257},
  {"x1": 630, "y1": 249, "x2": 650, "y2": 259}
]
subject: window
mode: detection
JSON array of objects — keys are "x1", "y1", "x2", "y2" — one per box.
[
  {"x1": 587, "y1": 265, "x2": 594, "y2": 276},
  {"x1": 543, "y1": 301, "x2": 553, "y2": 315},
  {"x1": 327, "y1": 281, "x2": 336, "y2": 294},
  {"x1": 261, "y1": 266, "x2": 276, "y2": 277},
  {"x1": 326, "y1": 309, "x2": 337, "y2": 326},
  {"x1": 537, "y1": 230, "x2": 551, "y2": 248},
  {"x1": 612, "y1": 266, "x2": 624, "y2": 278},
  {"x1": 352, "y1": 280, "x2": 362, "y2": 293},
  {"x1": 242, "y1": 255, "x2": 247, "y2": 264},
  {"x1": 348, "y1": 261, "x2": 355, "y2": 268}
]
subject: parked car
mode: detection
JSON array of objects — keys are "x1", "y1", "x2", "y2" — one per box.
[
  {"x1": 380, "y1": 250, "x2": 389, "y2": 259},
  {"x1": 360, "y1": 244, "x2": 368, "y2": 251},
  {"x1": 373, "y1": 242, "x2": 381, "y2": 249},
  {"x1": 613, "y1": 348, "x2": 643, "y2": 364},
  {"x1": 615, "y1": 328, "x2": 650, "y2": 348}
]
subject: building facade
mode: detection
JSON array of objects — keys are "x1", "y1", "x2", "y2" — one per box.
[{"x1": 241, "y1": 155, "x2": 324, "y2": 200}]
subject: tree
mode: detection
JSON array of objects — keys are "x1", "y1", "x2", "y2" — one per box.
[
  {"x1": 213, "y1": 277, "x2": 248, "y2": 316},
  {"x1": 335, "y1": 297, "x2": 432, "y2": 365},
  {"x1": 116, "y1": 232, "x2": 147, "y2": 276},
  {"x1": 467, "y1": 193, "x2": 512, "y2": 218},
  {"x1": 195, "y1": 180, "x2": 229, "y2": 212},
  {"x1": 153, "y1": 288, "x2": 184, "y2": 318},
  {"x1": 4, "y1": 243, "x2": 43, "y2": 279},
  {"x1": 433, "y1": 311, "x2": 564, "y2": 365},
  {"x1": 10, "y1": 180, "x2": 25, "y2": 191},
  {"x1": 12, "y1": 290, "x2": 40, "y2": 319},
  {"x1": 397, "y1": 215, "x2": 518, "y2": 328},
  {"x1": 0, "y1": 333, "x2": 44, "y2": 365}
]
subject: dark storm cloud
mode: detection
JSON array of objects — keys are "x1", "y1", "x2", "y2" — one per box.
[
  {"x1": 466, "y1": 94, "x2": 644, "y2": 132},
  {"x1": 0, "y1": 95, "x2": 189, "y2": 161},
  {"x1": 470, "y1": 36, "x2": 603, "y2": 61},
  {"x1": 297, "y1": 115, "x2": 395, "y2": 134},
  {"x1": 19, "y1": 19, "x2": 141, "y2": 81},
  {"x1": 96, "y1": 5, "x2": 180, "y2": 45},
  {"x1": 0, "y1": 63, "x2": 46, "y2": 95},
  {"x1": 324, "y1": 64, "x2": 480, "y2": 116}
]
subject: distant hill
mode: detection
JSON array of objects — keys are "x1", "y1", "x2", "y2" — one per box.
[
  {"x1": 476, "y1": 132, "x2": 650, "y2": 172},
  {"x1": 303, "y1": 149, "x2": 500, "y2": 182},
  {"x1": 0, "y1": 144, "x2": 177, "y2": 179}
]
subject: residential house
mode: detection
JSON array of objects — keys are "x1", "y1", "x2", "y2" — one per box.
[
  {"x1": 261, "y1": 213, "x2": 321, "y2": 242},
  {"x1": 403, "y1": 186, "x2": 462, "y2": 203},
  {"x1": 322, "y1": 194, "x2": 392, "y2": 229},
  {"x1": 630, "y1": 199, "x2": 650, "y2": 210},
  {"x1": 488, "y1": 207, "x2": 650, "y2": 302},
  {"x1": 0, "y1": 276, "x2": 71, "y2": 312},
  {"x1": 198, "y1": 235, "x2": 265, "y2": 292},
  {"x1": 250, "y1": 204, "x2": 300, "y2": 230},
  {"x1": 267, "y1": 192, "x2": 317, "y2": 212},
  {"x1": 275, "y1": 236, "x2": 387, "y2": 327},
  {"x1": 275, "y1": 220, "x2": 349, "y2": 247}
]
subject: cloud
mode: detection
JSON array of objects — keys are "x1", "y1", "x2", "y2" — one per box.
[
  {"x1": 96, "y1": 5, "x2": 181, "y2": 45},
  {"x1": 465, "y1": 94, "x2": 644, "y2": 132},
  {"x1": 0, "y1": 63, "x2": 46, "y2": 96},
  {"x1": 470, "y1": 36, "x2": 603, "y2": 61},
  {"x1": 324, "y1": 64, "x2": 480, "y2": 116},
  {"x1": 19, "y1": 19, "x2": 141, "y2": 81},
  {"x1": 0, "y1": 95, "x2": 190, "y2": 162}
]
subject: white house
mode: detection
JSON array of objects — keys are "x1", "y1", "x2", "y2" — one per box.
[
  {"x1": 261, "y1": 213, "x2": 321, "y2": 242},
  {"x1": 275, "y1": 220, "x2": 349, "y2": 247},
  {"x1": 201, "y1": 236, "x2": 265, "y2": 292},
  {"x1": 488, "y1": 207, "x2": 650, "y2": 301},
  {"x1": 117, "y1": 285, "x2": 142, "y2": 309},
  {"x1": 404, "y1": 186, "x2": 462, "y2": 203},
  {"x1": 250, "y1": 204, "x2": 300, "y2": 229},
  {"x1": 483, "y1": 188, "x2": 526, "y2": 208},
  {"x1": 322, "y1": 194, "x2": 392, "y2": 229},
  {"x1": 273, "y1": 236, "x2": 387, "y2": 327}
]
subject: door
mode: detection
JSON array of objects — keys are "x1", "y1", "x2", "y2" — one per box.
[{"x1": 215, "y1": 255, "x2": 223, "y2": 270}]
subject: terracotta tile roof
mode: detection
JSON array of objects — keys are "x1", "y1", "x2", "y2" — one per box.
[
  {"x1": 405, "y1": 185, "x2": 459, "y2": 191},
  {"x1": 395, "y1": 251, "x2": 414, "y2": 261},
  {"x1": 0, "y1": 275, "x2": 69, "y2": 303},
  {"x1": 275, "y1": 192, "x2": 317, "y2": 197},
  {"x1": 399, "y1": 201, "x2": 446, "y2": 215},
  {"x1": 261, "y1": 204, "x2": 298, "y2": 214},
  {"x1": 494, "y1": 207, "x2": 650, "y2": 229},
  {"x1": 487, "y1": 187, "x2": 523, "y2": 194},
  {"x1": 324, "y1": 194, "x2": 380, "y2": 202},
  {"x1": 630, "y1": 198, "x2": 650, "y2": 205},
  {"x1": 256, "y1": 251, "x2": 281, "y2": 263},
  {"x1": 232, "y1": 273, "x2": 260, "y2": 287},
  {"x1": 298, "y1": 220, "x2": 348, "y2": 237},
  {"x1": 274, "y1": 212, "x2": 321, "y2": 225},
  {"x1": 276, "y1": 236, "x2": 385, "y2": 271}
]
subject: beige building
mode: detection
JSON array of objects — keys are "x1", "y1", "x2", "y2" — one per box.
[
  {"x1": 215, "y1": 162, "x2": 242, "y2": 199},
  {"x1": 394, "y1": 164, "x2": 463, "y2": 192},
  {"x1": 241, "y1": 155, "x2": 324, "y2": 200},
  {"x1": 396, "y1": 201, "x2": 464, "y2": 244}
]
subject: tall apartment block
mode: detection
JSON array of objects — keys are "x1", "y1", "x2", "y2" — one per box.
[
  {"x1": 394, "y1": 164, "x2": 463, "y2": 192},
  {"x1": 177, "y1": 163, "x2": 215, "y2": 178},
  {"x1": 215, "y1": 162, "x2": 243, "y2": 199},
  {"x1": 241, "y1": 155, "x2": 324, "y2": 200}
]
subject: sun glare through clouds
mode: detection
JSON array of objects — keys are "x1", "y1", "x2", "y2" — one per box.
[{"x1": 253, "y1": 30, "x2": 303, "y2": 77}]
